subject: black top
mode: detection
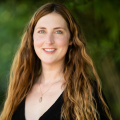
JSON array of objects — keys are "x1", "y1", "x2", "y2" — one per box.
[
  {"x1": 12, "y1": 93, "x2": 63, "y2": 120},
  {"x1": 12, "y1": 91, "x2": 109, "y2": 120}
]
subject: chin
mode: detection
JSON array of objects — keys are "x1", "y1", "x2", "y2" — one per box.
[{"x1": 41, "y1": 60, "x2": 56, "y2": 64}]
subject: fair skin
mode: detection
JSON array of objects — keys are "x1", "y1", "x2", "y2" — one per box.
[{"x1": 25, "y1": 12, "x2": 71, "y2": 120}]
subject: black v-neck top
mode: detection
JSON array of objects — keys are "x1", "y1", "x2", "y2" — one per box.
[
  {"x1": 12, "y1": 93, "x2": 63, "y2": 120},
  {"x1": 12, "y1": 91, "x2": 110, "y2": 120}
]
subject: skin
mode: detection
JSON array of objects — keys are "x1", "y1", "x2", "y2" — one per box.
[
  {"x1": 25, "y1": 12, "x2": 71, "y2": 120},
  {"x1": 33, "y1": 12, "x2": 71, "y2": 67}
]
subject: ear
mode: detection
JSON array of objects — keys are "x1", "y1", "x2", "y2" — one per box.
[{"x1": 69, "y1": 41, "x2": 72, "y2": 45}]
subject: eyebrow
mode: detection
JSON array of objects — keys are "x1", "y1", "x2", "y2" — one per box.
[
  {"x1": 36, "y1": 27, "x2": 65, "y2": 30},
  {"x1": 54, "y1": 27, "x2": 65, "y2": 30}
]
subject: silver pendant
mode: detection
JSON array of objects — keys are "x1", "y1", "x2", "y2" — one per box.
[{"x1": 39, "y1": 97, "x2": 42, "y2": 102}]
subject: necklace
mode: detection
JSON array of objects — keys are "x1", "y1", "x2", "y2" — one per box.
[{"x1": 39, "y1": 76, "x2": 64, "y2": 103}]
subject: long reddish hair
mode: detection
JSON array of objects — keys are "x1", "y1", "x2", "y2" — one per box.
[{"x1": 1, "y1": 3, "x2": 112, "y2": 120}]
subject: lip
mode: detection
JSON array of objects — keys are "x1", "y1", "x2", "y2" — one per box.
[{"x1": 42, "y1": 48, "x2": 57, "y2": 54}]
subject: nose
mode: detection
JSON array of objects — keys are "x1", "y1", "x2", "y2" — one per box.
[{"x1": 45, "y1": 33, "x2": 54, "y2": 44}]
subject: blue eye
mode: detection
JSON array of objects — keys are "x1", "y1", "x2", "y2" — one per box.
[
  {"x1": 39, "y1": 30, "x2": 45, "y2": 33},
  {"x1": 56, "y1": 31, "x2": 62, "y2": 34}
]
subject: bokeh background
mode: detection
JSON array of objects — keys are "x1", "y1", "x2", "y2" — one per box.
[{"x1": 0, "y1": 0, "x2": 120, "y2": 119}]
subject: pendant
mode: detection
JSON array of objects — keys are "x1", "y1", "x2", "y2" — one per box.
[{"x1": 39, "y1": 97, "x2": 42, "y2": 102}]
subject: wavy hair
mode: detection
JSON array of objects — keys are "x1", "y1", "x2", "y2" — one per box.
[{"x1": 1, "y1": 3, "x2": 112, "y2": 120}]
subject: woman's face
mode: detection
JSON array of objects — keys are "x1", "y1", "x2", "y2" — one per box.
[{"x1": 33, "y1": 12, "x2": 71, "y2": 65}]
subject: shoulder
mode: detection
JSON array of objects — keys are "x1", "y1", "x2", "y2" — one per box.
[
  {"x1": 91, "y1": 80, "x2": 110, "y2": 120},
  {"x1": 12, "y1": 99, "x2": 25, "y2": 120}
]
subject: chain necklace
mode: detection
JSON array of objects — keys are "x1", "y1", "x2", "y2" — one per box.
[{"x1": 39, "y1": 76, "x2": 63, "y2": 103}]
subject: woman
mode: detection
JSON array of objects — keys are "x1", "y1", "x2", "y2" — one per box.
[{"x1": 1, "y1": 3, "x2": 112, "y2": 120}]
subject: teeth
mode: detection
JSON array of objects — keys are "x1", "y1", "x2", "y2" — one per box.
[{"x1": 44, "y1": 49, "x2": 56, "y2": 51}]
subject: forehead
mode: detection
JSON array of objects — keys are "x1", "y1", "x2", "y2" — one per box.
[{"x1": 35, "y1": 12, "x2": 68, "y2": 28}]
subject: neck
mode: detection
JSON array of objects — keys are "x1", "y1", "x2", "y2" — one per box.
[{"x1": 38, "y1": 61, "x2": 65, "y2": 84}]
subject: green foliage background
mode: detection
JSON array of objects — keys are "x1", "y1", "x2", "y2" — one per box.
[{"x1": 0, "y1": 0, "x2": 120, "y2": 119}]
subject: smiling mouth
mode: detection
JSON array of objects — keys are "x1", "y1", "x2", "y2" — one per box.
[{"x1": 43, "y1": 48, "x2": 56, "y2": 51}]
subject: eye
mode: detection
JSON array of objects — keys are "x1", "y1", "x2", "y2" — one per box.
[
  {"x1": 39, "y1": 30, "x2": 45, "y2": 34},
  {"x1": 56, "y1": 30, "x2": 62, "y2": 34}
]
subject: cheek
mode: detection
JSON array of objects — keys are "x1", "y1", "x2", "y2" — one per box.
[
  {"x1": 33, "y1": 35, "x2": 44, "y2": 47},
  {"x1": 33, "y1": 35, "x2": 43, "y2": 59},
  {"x1": 56, "y1": 36, "x2": 69, "y2": 47}
]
